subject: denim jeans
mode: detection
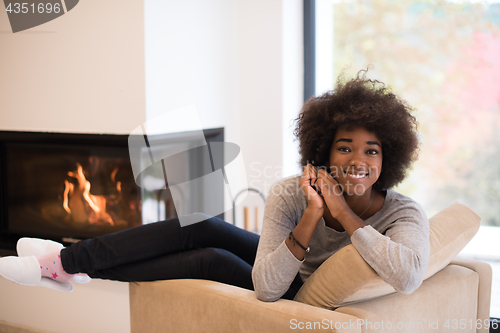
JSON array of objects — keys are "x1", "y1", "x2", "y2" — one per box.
[{"x1": 60, "y1": 214, "x2": 303, "y2": 299}]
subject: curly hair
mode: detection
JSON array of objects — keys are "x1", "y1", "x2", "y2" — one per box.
[{"x1": 294, "y1": 71, "x2": 419, "y2": 190}]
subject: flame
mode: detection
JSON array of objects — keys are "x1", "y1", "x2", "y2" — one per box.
[
  {"x1": 111, "y1": 167, "x2": 119, "y2": 183},
  {"x1": 67, "y1": 164, "x2": 102, "y2": 213},
  {"x1": 63, "y1": 180, "x2": 73, "y2": 214},
  {"x1": 64, "y1": 163, "x2": 115, "y2": 226}
]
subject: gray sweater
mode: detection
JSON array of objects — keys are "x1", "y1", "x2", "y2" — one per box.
[{"x1": 252, "y1": 175, "x2": 430, "y2": 302}]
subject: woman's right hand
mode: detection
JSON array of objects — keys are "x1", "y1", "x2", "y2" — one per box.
[
  {"x1": 299, "y1": 164, "x2": 325, "y2": 215},
  {"x1": 284, "y1": 164, "x2": 325, "y2": 261}
]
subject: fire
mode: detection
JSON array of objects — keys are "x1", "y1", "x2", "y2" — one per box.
[
  {"x1": 63, "y1": 163, "x2": 115, "y2": 226},
  {"x1": 111, "y1": 167, "x2": 122, "y2": 193},
  {"x1": 62, "y1": 180, "x2": 73, "y2": 214}
]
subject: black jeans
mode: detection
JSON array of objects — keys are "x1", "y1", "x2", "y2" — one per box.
[{"x1": 60, "y1": 214, "x2": 303, "y2": 300}]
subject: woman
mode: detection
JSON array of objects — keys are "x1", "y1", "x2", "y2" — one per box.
[
  {"x1": 253, "y1": 72, "x2": 429, "y2": 301},
  {"x1": 0, "y1": 72, "x2": 429, "y2": 301}
]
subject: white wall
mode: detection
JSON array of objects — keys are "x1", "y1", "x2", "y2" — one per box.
[
  {"x1": 0, "y1": 0, "x2": 304, "y2": 332},
  {"x1": 315, "y1": 0, "x2": 335, "y2": 96},
  {"x1": 144, "y1": 0, "x2": 303, "y2": 227},
  {"x1": 282, "y1": 0, "x2": 304, "y2": 178},
  {"x1": 0, "y1": 1, "x2": 144, "y2": 332},
  {"x1": 0, "y1": 0, "x2": 145, "y2": 134}
]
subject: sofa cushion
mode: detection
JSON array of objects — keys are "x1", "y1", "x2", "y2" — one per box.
[{"x1": 293, "y1": 202, "x2": 480, "y2": 309}]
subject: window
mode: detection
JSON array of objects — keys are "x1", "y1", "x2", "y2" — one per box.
[{"x1": 308, "y1": 0, "x2": 500, "y2": 316}]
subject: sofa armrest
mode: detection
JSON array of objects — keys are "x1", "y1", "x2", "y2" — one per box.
[
  {"x1": 450, "y1": 257, "x2": 492, "y2": 333},
  {"x1": 129, "y1": 279, "x2": 362, "y2": 333},
  {"x1": 334, "y1": 263, "x2": 483, "y2": 333}
]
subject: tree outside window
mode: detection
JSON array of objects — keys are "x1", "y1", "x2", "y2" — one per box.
[{"x1": 330, "y1": 0, "x2": 500, "y2": 225}]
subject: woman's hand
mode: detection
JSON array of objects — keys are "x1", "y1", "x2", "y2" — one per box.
[
  {"x1": 316, "y1": 168, "x2": 349, "y2": 219},
  {"x1": 299, "y1": 164, "x2": 324, "y2": 215},
  {"x1": 286, "y1": 164, "x2": 325, "y2": 260}
]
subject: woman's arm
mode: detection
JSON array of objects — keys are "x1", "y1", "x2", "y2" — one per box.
[
  {"x1": 350, "y1": 204, "x2": 430, "y2": 294},
  {"x1": 316, "y1": 169, "x2": 430, "y2": 293},
  {"x1": 284, "y1": 164, "x2": 324, "y2": 260},
  {"x1": 252, "y1": 174, "x2": 322, "y2": 302},
  {"x1": 251, "y1": 187, "x2": 300, "y2": 301}
]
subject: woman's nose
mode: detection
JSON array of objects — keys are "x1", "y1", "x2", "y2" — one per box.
[{"x1": 349, "y1": 152, "x2": 365, "y2": 168}]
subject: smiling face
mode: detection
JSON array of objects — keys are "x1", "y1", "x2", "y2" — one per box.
[{"x1": 328, "y1": 127, "x2": 383, "y2": 196}]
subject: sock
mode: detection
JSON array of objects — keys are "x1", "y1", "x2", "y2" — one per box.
[{"x1": 37, "y1": 251, "x2": 74, "y2": 283}]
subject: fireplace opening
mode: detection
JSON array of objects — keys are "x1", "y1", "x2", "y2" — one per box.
[
  {"x1": 6, "y1": 142, "x2": 141, "y2": 239},
  {"x1": 0, "y1": 129, "x2": 224, "y2": 255}
]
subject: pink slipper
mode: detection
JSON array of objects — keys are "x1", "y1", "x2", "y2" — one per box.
[
  {"x1": 17, "y1": 237, "x2": 91, "y2": 284},
  {"x1": 0, "y1": 256, "x2": 73, "y2": 292}
]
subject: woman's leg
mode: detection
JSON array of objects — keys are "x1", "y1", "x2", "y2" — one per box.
[
  {"x1": 87, "y1": 247, "x2": 254, "y2": 290},
  {"x1": 60, "y1": 214, "x2": 259, "y2": 277},
  {"x1": 86, "y1": 250, "x2": 303, "y2": 296}
]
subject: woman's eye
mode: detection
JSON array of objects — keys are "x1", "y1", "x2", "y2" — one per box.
[
  {"x1": 366, "y1": 149, "x2": 379, "y2": 155},
  {"x1": 338, "y1": 147, "x2": 350, "y2": 153}
]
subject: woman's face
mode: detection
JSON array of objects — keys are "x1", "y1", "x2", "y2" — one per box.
[{"x1": 328, "y1": 127, "x2": 383, "y2": 196}]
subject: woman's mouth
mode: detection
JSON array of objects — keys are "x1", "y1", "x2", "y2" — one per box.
[{"x1": 343, "y1": 171, "x2": 369, "y2": 181}]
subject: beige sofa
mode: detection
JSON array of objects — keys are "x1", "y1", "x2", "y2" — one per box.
[{"x1": 129, "y1": 203, "x2": 492, "y2": 333}]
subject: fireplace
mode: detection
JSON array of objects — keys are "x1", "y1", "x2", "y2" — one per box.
[{"x1": 0, "y1": 128, "x2": 224, "y2": 255}]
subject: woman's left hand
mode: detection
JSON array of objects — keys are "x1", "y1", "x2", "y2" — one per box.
[{"x1": 315, "y1": 168, "x2": 349, "y2": 219}]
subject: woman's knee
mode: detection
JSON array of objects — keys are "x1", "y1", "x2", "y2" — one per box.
[
  {"x1": 199, "y1": 247, "x2": 232, "y2": 263},
  {"x1": 191, "y1": 247, "x2": 253, "y2": 289},
  {"x1": 185, "y1": 213, "x2": 226, "y2": 224},
  {"x1": 186, "y1": 213, "x2": 232, "y2": 234},
  {"x1": 195, "y1": 247, "x2": 248, "y2": 272}
]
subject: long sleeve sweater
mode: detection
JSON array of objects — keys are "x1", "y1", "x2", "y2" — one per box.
[{"x1": 252, "y1": 175, "x2": 430, "y2": 302}]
